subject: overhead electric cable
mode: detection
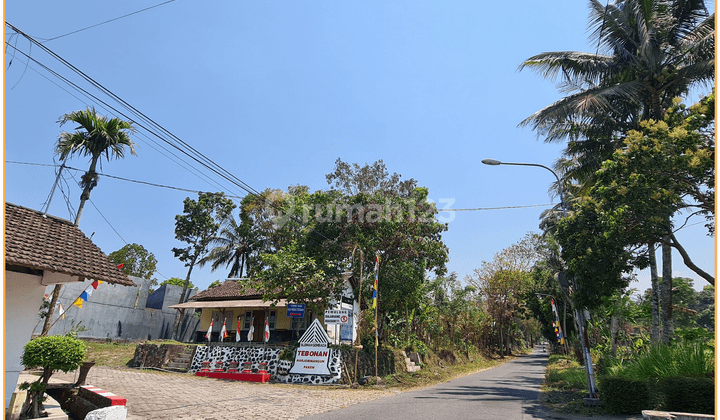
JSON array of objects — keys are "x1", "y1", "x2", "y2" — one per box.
[
  {"x1": 42, "y1": 0, "x2": 180, "y2": 42},
  {"x1": 7, "y1": 22, "x2": 333, "y2": 244},
  {"x1": 4, "y1": 42, "x2": 238, "y2": 196}
]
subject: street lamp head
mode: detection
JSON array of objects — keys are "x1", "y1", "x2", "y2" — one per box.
[{"x1": 481, "y1": 158, "x2": 502, "y2": 166}]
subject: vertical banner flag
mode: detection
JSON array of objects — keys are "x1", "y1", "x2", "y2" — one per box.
[
  {"x1": 373, "y1": 253, "x2": 379, "y2": 309},
  {"x1": 264, "y1": 318, "x2": 270, "y2": 342},
  {"x1": 236, "y1": 317, "x2": 242, "y2": 342},
  {"x1": 374, "y1": 252, "x2": 379, "y2": 347},
  {"x1": 220, "y1": 319, "x2": 229, "y2": 340},
  {"x1": 205, "y1": 320, "x2": 214, "y2": 341},
  {"x1": 247, "y1": 317, "x2": 255, "y2": 341}
]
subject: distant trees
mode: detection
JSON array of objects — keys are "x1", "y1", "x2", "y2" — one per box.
[{"x1": 108, "y1": 243, "x2": 158, "y2": 282}]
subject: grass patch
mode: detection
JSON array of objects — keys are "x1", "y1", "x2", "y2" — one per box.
[{"x1": 82, "y1": 339, "x2": 190, "y2": 369}]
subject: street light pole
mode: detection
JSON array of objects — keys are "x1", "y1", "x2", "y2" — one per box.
[{"x1": 482, "y1": 158, "x2": 598, "y2": 399}]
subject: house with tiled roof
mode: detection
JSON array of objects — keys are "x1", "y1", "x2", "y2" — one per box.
[
  {"x1": 4, "y1": 202, "x2": 136, "y2": 408},
  {"x1": 169, "y1": 274, "x2": 358, "y2": 344}
]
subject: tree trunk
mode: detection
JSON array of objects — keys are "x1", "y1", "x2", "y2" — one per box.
[
  {"x1": 171, "y1": 259, "x2": 196, "y2": 341},
  {"x1": 661, "y1": 239, "x2": 673, "y2": 344},
  {"x1": 649, "y1": 243, "x2": 661, "y2": 344},
  {"x1": 42, "y1": 158, "x2": 99, "y2": 336}
]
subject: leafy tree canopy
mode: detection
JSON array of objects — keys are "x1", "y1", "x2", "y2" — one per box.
[
  {"x1": 160, "y1": 277, "x2": 195, "y2": 290},
  {"x1": 108, "y1": 243, "x2": 158, "y2": 280}
]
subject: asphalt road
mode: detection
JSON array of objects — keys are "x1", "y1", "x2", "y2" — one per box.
[{"x1": 302, "y1": 347, "x2": 553, "y2": 420}]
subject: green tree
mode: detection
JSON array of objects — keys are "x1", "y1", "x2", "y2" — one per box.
[
  {"x1": 170, "y1": 192, "x2": 236, "y2": 340},
  {"x1": 108, "y1": 243, "x2": 158, "y2": 281},
  {"x1": 20, "y1": 335, "x2": 86, "y2": 418},
  {"x1": 325, "y1": 158, "x2": 417, "y2": 197},
  {"x1": 160, "y1": 277, "x2": 195, "y2": 289},
  {"x1": 199, "y1": 211, "x2": 255, "y2": 278},
  {"x1": 43, "y1": 108, "x2": 137, "y2": 336},
  {"x1": 521, "y1": 0, "x2": 714, "y2": 343}
]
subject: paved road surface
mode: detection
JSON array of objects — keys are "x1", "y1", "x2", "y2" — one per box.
[{"x1": 302, "y1": 347, "x2": 550, "y2": 420}]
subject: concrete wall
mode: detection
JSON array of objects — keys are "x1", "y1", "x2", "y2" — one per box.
[
  {"x1": 4, "y1": 271, "x2": 48, "y2": 408},
  {"x1": 41, "y1": 277, "x2": 200, "y2": 342}
]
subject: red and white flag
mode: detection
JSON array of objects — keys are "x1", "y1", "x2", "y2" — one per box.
[
  {"x1": 205, "y1": 320, "x2": 213, "y2": 341},
  {"x1": 247, "y1": 317, "x2": 255, "y2": 341},
  {"x1": 264, "y1": 318, "x2": 270, "y2": 342},
  {"x1": 220, "y1": 319, "x2": 229, "y2": 340},
  {"x1": 236, "y1": 317, "x2": 242, "y2": 342}
]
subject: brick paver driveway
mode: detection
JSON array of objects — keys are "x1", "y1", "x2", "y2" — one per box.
[{"x1": 53, "y1": 367, "x2": 394, "y2": 420}]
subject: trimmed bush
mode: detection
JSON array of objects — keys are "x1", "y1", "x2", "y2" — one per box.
[
  {"x1": 660, "y1": 377, "x2": 714, "y2": 414},
  {"x1": 599, "y1": 376, "x2": 650, "y2": 414}
]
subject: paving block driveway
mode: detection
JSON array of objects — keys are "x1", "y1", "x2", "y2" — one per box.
[{"x1": 53, "y1": 367, "x2": 394, "y2": 420}]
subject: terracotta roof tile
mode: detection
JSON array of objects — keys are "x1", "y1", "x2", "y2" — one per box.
[
  {"x1": 191, "y1": 279, "x2": 262, "y2": 301},
  {"x1": 5, "y1": 203, "x2": 136, "y2": 286}
]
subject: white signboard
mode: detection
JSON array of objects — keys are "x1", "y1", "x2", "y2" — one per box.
[
  {"x1": 289, "y1": 347, "x2": 331, "y2": 375},
  {"x1": 324, "y1": 309, "x2": 349, "y2": 324}
]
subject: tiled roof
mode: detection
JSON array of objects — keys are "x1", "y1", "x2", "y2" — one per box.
[
  {"x1": 5, "y1": 203, "x2": 136, "y2": 286},
  {"x1": 190, "y1": 279, "x2": 263, "y2": 301}
]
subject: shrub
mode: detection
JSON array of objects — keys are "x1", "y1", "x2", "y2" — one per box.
[
  {"x1": 660, "y1": 377, "x2": 714, "y2": 414},
  {"x1": 608, "y1": 342, "x2": 713, "y2": 380},
  {"x1": 21, "y1": 335, "x2": 86, "y2": 418},
  {"x1": 599, "y1": 376, "x2": 650, "y2": 414}
]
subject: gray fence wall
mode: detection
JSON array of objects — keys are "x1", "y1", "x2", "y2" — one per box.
[{"x1": 39, "y1": 277, "x2": 200, "y2": 342}]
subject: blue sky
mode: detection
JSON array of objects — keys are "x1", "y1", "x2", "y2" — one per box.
[{"x1": 4, "y1": 1, "x2": 715, "y2": 293}]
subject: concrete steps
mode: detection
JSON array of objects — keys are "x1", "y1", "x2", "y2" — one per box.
[
  {"x1": 165, "y1": 349, "x2": 194, "y2": 372},
  {"x1": 400, "y1": 351, "x2": 421, "y2": 373}
]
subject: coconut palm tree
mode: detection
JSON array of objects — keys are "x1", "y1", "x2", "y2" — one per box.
[
  {"x1": 55, "y1": 107, "x2": 137, "y2": 226},
  {"x1": 520, "y1": 0, "x2": 713, "y2": 178},
  {"x1": 520, "y1": 0, "x2": 714, "y2": 344},
  {"x1": 199, "y1": 212, "x2": 256, "y2": 278},
  {"x1": 41, "y1": 107, "x2": 136, "y2": 336}
]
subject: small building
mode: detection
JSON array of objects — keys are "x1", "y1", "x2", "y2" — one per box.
[
  {"x1": 4, "y1": 203, "x2": 135, "y2": 408},
  {"x1": 169, "y1": 274, "x2": 358, "y2": 344}
]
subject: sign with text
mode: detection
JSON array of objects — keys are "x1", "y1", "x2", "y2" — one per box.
[
  {"x1": 324, "y1": 309, "x2": 349, "y2": 325},
  {"x1": 289, "y1": 347, "x2": 331, "y2": 375},
  {"x1": 286, "y1": 303, "x2": 305, "y2": 318}
]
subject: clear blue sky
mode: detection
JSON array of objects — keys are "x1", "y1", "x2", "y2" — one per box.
[{"x1": 4, "y1": 0, "x2": 714, "y2": 294}]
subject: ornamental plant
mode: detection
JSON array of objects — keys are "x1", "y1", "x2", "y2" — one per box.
[{"x1": 20, "y1": 334, "x2": 86, "y2": 418}]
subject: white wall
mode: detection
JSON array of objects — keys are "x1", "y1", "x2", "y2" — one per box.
[{"x1": 4, "y1": 271, "x2": 47, "y2": 408}]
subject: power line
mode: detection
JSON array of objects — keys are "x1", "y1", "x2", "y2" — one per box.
[
  {"x1": 9, "y1": 161, "x2": 556, "y2": 212},
  {"x1": 43, "y1": 0, "x2": 180, "y2": 42}
]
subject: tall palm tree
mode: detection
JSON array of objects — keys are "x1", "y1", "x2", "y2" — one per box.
[
  {"x1": 520, "y1": 0, "x2": 713, "y2": 180},
  {"x1": 41, "y1": 107, "x2": 136, "y2": 336},
  {"x1": 56, "y1": 107, "x2": 137, "y2": 226},
  {"x1": 520, "y1": 0, "x2": 714, "y2": 343},
  {"x1": 199, "y1": 212, "x2": 256, "y2": 278}
]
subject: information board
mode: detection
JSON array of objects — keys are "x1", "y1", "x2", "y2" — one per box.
[
  {"x1": 287, "y1": 303, "x2": 305, "y2": 318},
  {"x1": 324, "y1": 309, "x2": 349, "y2": 324}
]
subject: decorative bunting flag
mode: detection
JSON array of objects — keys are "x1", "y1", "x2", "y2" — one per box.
[
  {"x1": 57, "y1": 303, "x2": 66, "y2": 320},
  {"x1": 236, "y1": 317, "x2": 242, "y2": 342},
  {"x1": 134, "y1": 285, "x2": 142, "y2": 309},
  {"x1": 264, "y1": 318, "x2": 270, "y2": 342},
  {"x1": 205, "y1": 320, "x2": 214, "y2": 341},
  {"x1": 73, "y1": 298, "x2": 83, "y2": 308},
  {"x1": 117, "y1": 263, "x2": 124, "y2": 269},
  {"x1": 220, "y1": 320, "x2": 229, "y2": 340},
  {"x1": 247, "y1": 317, "x2": 255, "y2": 341},
  {"x1": 91, "y1": 280, "x2": 101, "y2": 289}
]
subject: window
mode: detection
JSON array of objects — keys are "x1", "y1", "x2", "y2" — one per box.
[
  {"x1": 243, "y1": 311, "x2": 252, "y2": 329},
  {"x1": 291, "y1": 313, "x2": 310, "y2": 330},
  {"x1": 269, "y1": 311, "x2": 276, "y2": 330}
]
